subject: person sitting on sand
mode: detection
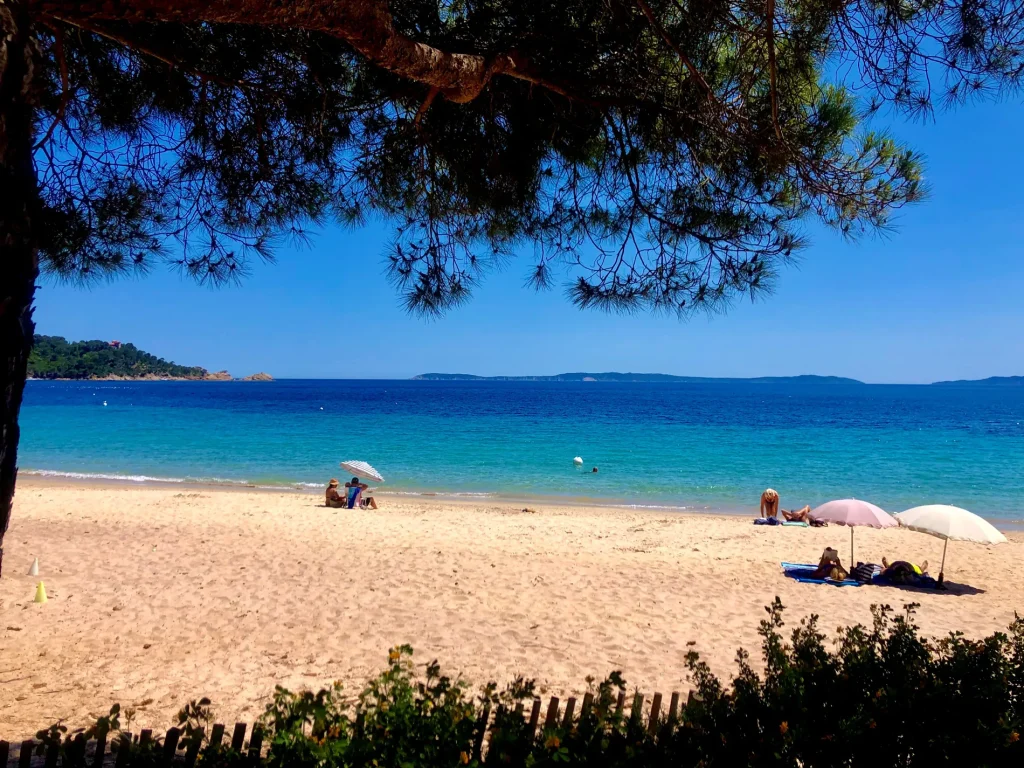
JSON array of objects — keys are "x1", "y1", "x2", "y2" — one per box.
[
  {"x1": 344, "y1": 477, "x2": 378, "y2": 510},
  {"x1": 325, "y1": 478, "x2": 346, "y2": 508},
  {"x1": 808, "y1": 547, "x2": 849, "y2": 581}
]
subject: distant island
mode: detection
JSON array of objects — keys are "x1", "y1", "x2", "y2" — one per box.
[
  {"x1": 28, "y1": 336, "x2": 272, "y2": 382},
  {"x1": 930, "y1": 376, "x2": 1024, "y2": 388},
  {"x1": 414, "y1": 372, "x2": 1023, "y2": 386}
]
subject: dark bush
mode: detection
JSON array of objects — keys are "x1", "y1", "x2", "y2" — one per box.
[{"x1": 36, "y1": 601, "x2": 1024, "y2": 767}]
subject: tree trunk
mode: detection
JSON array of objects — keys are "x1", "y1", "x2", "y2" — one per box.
[{"x1": 0, "y1": 1, "x2": 41, "y2": 579}]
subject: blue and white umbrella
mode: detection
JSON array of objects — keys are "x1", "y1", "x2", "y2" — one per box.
[{"x1": 339, "y1": 460, "x2": 384, "y2": 484}]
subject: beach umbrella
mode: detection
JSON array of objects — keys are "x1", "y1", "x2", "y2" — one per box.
[
  {"x1": 895, "y1": 505, "x2": 1006, "y2": 583},
  {"x1": 810, "y1": 499, "x2": 897, "y2": 566},
  {"x1": 339, "y1": 460, "x2": 384, "y2": 484}
]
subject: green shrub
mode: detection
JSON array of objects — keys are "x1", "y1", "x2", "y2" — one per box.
[{"x1": 41, "y1": 602, "x2": 1024, "y2": 767}]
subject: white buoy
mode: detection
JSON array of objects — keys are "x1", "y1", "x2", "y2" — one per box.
[
  {"x1": 28, "y1": 557, "x2": 39, "y2": 576},
  {"x1": 573, "y1": 456, "x2": 583, "y2": 465}
]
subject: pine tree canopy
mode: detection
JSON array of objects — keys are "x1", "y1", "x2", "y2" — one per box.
[{"x1": 24, "y1": 1, "x2": 1024, "y2": 315}]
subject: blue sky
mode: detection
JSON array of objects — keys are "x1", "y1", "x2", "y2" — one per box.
[{"x1": 34, "y1": 100, "x2": 1024, "y2": 383}]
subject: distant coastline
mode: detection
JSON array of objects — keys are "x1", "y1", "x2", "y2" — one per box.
[
  {"x1": 413, "y1": 372, "x2": 865, "y2": 384},
  {"x1": 28, "y1": 335, "x2": 272, "y2": 382},
  {"x1": 413, "y1": 372, "x2": 1024, "y2": 386}
]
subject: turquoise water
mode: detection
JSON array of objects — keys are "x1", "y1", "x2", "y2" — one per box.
[{"x1": 18, "y1": 380, "x2": 1024, "y2": 520}]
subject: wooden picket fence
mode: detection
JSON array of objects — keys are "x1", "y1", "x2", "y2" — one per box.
[{"x1": 0, "y1": 689, "x2": 691, "y2": 767}]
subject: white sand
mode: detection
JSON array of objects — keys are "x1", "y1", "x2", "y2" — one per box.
[{"x1": 1, "y1": 481, "x2": 1021, "y2": 738}]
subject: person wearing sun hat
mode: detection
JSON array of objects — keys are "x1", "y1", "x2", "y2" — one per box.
[{"x1": 325, "y1": 478, "x2": 346, "y2": 508}]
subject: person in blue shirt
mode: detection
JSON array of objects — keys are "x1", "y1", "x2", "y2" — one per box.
[{"x1": 344, "y1": 477, "x2": 378, "y2": 510}]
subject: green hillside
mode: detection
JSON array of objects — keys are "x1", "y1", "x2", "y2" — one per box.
[{"x1": 28, "y1": 336, "x2": 207, "y2": 380}]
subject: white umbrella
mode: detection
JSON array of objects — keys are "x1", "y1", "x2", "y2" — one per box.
[
  {"x1": 895, "y1": 505, "x2": 1007, "y2": 583},
  {"x1": 810, "y1": 499, "x2": 897, "y2": 566},
  {"x1": 339, "y1": 460, "x2": 384, "y2": 484}
]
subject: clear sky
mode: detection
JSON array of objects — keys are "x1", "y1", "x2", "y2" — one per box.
[{"x1": 33, "y1": 100, "x2": 1024, "y2": 383}]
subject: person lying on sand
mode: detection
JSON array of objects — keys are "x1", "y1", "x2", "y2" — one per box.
[
  {"x1": 880, "y1": 558, "x2": 929, "y2": 583},
  {"x1": 808, "y1": 547, "x2": 849, "y2": 581},
  {"x1": 782, "y1": 505, "x2": 812, "y2": 522}
]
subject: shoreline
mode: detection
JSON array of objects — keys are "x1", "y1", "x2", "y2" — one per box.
[
  {"x1": 17, "y1": 470, "x2": 1024, "y2": 529},
  {"x1": 2, "y1": 482, "x2": 1022, "y2": 738}
]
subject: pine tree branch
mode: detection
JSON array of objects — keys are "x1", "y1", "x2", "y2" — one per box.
[
  {"x1": 45, "y1": 14, "x2": 259, "y2": 90},
  {"x1": 633, "y1": 0, "x2": 715, "y2": 100},
  {"x1": 766, "y1": 0, "x2": 783, "y2": 140},
  {"x1": 34, "y1": 21, "x2": 68, "y2": 149},
  {"x1": 413, "y1": 86, "x2": 440, "y2": 126},
  {"x1": 35, "y1": 1, "x2": 626, "y2": 108}
]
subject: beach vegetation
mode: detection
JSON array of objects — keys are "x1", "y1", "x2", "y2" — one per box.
[
  {"x1": 34, "y1": 601, "x2": 1024, "y2": 766},
  {"x1": 28, "y1": 335, "x2": 208, "y2": 380}
]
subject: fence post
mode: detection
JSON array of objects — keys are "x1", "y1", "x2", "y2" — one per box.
[
  {"x1": 229, "y1": 725, "x2": 246, "y2": 752},
  {"x1": 113, "y1": 737, "x2": 129, "y2": 768},
  {"x1": 247, "y1": 727, "x2": 263, "y2": 766},
  {"x1": 92, "y1": 733, "x2": 107, "y2": 768},
  {"x1": 668, "y1": 692, "x2": 680, "y2": 724},
  {"x1": 163, "y1": 728, "x2": 180, "y2": 759},
  {"x1": 208, "y1": 725, "x2": 225, "y2": 749},
  {"x1": 543, "y1": 698, "x2": 560, "y2": 730},
  {"x1": 630, "y1": 694, "x2": 644, "y2": 725},
  {"x1": 471, "y1": 704, "x2": 490, "y2": 762},
  {"x1": 560, "y1": 698, "x2": 576, "y2": 730},
  {"x1": 182, "y1": 728, "x2": 204, "y2": 768},
  {"x1": 0, "y1": 741, "x2": 9, "y2": 768},
  {"x1": 580, "y1": 693, "x2": 594, "y2": 720},
  {"x1": 526, "y1": 699, "x2": 542, "y2": 741},
  {"x1": 43, "y1": 739, "x2": 58, "y2": 768},
  {"x1": 647, "y1": 693, "x2": 662, "y2": 735},
  {"x1": 18, "y1": 740, "x2": 33, "y2": 768}
]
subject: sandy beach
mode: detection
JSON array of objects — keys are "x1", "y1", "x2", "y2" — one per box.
[{"x1": 1, "y1": 480, "x2": 1021, "y2": 739}]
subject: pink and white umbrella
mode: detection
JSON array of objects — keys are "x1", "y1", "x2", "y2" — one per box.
[{"x1": 810, "y1": 499, "x2": 897, "y2": 566}]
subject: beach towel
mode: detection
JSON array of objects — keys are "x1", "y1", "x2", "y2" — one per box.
[
  {"x1": 754, "y1": 517, "x2": 782, "y2": 526},
  {"x1": 781, "y1": 562, "x2": 862, "y2": 587},
  {"x1": 782, "y1": 520, "x2": 809, "y2": 527}
]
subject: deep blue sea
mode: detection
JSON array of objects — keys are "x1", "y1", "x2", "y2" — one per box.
[{"x1": 18, "y1": 380, "x2": 1024, "y2": 521}]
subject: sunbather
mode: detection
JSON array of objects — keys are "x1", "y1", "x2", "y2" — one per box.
[
  {"x1": 782, "y1": 505, "x2": 812, "y2": 522},
  {"x1": 807, "y1": 547, "x2": 849, "y2": 581},
  {"x1": 879, "y1": 558, "x2": 930, "y2": 585},
  {"x1": 760, "y1": 489, "x2": 811, "y2": 523},
  {"x1": 325, "y1": 478, "x2": 346, "y2": 508}
]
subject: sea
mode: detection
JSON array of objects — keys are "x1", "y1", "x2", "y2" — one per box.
[{"x1": 17, "y1": 379, "x2": 1024, "y2": 523}]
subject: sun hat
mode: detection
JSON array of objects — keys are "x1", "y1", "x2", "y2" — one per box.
[{"x1": 328, "y1": 478, "x2": 339, "y2": 487}]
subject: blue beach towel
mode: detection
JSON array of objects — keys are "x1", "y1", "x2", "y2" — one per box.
[
  {"x1": 782, "y1": 521, "x2": 809, "y2": 527},
  {"x1": 780, "y1": 562, "x2": 862, "y2": 587},
  {"x1": 754, "y1": 517, "x2": 782, "y2": 526}
]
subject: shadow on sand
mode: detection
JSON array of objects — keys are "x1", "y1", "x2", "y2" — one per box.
[{"x1": 873, "y1": 579, "x2": 985, "y2": 596}]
